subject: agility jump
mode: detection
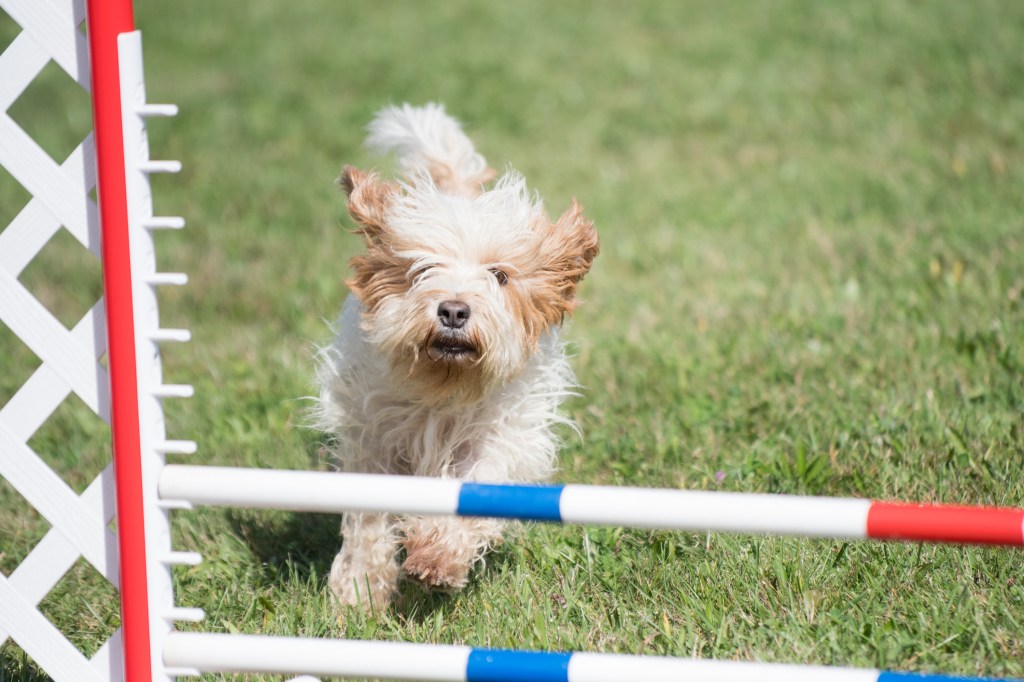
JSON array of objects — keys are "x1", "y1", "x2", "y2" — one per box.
[{"x1": 0, "y1": 0, "x2": 1020, "y2": 680}]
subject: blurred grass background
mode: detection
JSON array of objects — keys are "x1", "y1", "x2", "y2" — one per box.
[{"x1": 1, "y1": 1, "x2": 1022, "y2": 679}]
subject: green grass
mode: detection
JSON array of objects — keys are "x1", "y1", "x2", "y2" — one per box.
[{"x1": 2, "y1": 1, "x2": 1023, "y2": 679}]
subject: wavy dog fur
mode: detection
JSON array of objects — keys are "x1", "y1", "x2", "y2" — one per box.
[{"x1": 315, "y1": 103, "x2": 598, "y2": 610}]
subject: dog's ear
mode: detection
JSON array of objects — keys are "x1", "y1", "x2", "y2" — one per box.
[
  {"x1": 541, "y1": 199, "x2": 599, "y2": 314},
  {"x1": 341, "y1": 166, "x2": 409, "y2": 309},
  {"x1": 339, "y1": 165, "x2": 398, "y2": 241}
]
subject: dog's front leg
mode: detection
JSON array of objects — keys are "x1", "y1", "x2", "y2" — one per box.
[
  {"x1": 399, "y1": 515, "x2": 505, "y2": 592},
  {"x1": 329, "y1": 511, "x2": 399, "y2": 611},
  {"x1": 400, "y1": 449, "x2": 517, "y2": 592}
]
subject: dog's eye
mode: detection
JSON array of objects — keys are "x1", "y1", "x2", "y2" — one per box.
[
  {"x1": 410, "y1": 265, "x2": 434, "y2": 281},
  {"x1": 489, "y1": 268, "x2": 509, "y2": 286}
]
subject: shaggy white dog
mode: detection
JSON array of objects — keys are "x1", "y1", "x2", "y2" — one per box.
[{"x1": 314, "y1": 103, "x2": 598, "y2": 610}]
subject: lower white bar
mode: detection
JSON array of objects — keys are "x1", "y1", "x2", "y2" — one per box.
[
  {"x1": 163, "y1": 633, "x2": 470, "y2": 681},
  {"x1": 164, "y1": 634, "x2": 885, "y2": 682},
  {"x1": 569, "y1": 653, "x2": 878, "y2": 682},
  {"x1": 560, "y1": 486, "x2": 872, "y2": 539},
  {"x1": 159, "y1": 465, "x2": 462, "y2": 515}
]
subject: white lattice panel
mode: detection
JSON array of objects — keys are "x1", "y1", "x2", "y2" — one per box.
[{"x1": 0, "y1": 0, "x2": 121, "y2": 679}]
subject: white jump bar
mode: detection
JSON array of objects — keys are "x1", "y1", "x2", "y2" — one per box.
[
  {"x1": 160, "y1": 465, "x2": 462, "y2": 516},
  {"x1": 158, "y1": 465, "x2": 871, "y2": 539},
  {"x1": 158, "y1": 465, "x2": 1024, "y2": 546},
  {"x1": 163, "y1": 632, "x2": 935, "y2": 682}
]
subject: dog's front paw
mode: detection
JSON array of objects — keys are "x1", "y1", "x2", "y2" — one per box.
[
  {"x1": 401, "y1": 531, "x2": 471, "y2": 592},
  {"x1": 329, "y1": 551, "x2": 396, "y2": 612}
]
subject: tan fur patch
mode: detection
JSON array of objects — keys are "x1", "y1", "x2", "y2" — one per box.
[
  {"x1": 340, "y1": 166, "x2": 414, "y2": 311},
  {"x1": 429, "y1": 163, "x2": 498, "y2": 198},
  {"x1": 401, "y1": 529, "x2": 471, "y2": 591},
  {"x1": 346, "y1": 248, "x2": 412, "y2": 313},
  {"x1": 339, "y1": 165, "x2": 400, "y2": 242},
  {"x1": 504, "y1": 199, "x2": 600, "y2": 346}
]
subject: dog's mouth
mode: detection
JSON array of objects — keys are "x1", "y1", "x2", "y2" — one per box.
[{"x1": 426, "y1": 334, "x2": 480, "y2": 363}]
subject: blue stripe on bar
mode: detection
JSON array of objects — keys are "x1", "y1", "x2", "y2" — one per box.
[
  {"x1": 879, "y1": 673, "x2": 1024, "y2": 682},
  {"x1": 457, "y1": 483, "x2": 564, "y2": 521},
  {"x1": 466, "y1": 648, "x2": 571, "y2": 682}
]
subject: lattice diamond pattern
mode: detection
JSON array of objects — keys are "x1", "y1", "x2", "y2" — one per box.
[
  {"x1": 0, "y1": 318, "x2": 41, "y2": 410},
  {"x1": 0, "y1": 161, "x2": 33, "y2": 230},
  {"x1": 0, "y1": 475, "x2": 52, "y2": 575},
  {"x1": 8, "y1": 58, "x2": 93, "y2": 164},
  {"x1": 19, "y1": 225, "x2": 105, "y2": 329},
  {"x1": 0, "y1": 6, "x2": 22, "y2": 52},
  {"x1": 40, "y1": 556, "x2": 121, "y2": 656},
  {"x1": 0, "y1": 0, "x2": 123, "y2": 680},
  {"x1": 28, "y1": 391, "x2": 112, "y2": 495}
]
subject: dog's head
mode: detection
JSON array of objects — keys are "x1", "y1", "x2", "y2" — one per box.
[{"x1": 340, "y1": 166, "x2": 598, "y2": 403}]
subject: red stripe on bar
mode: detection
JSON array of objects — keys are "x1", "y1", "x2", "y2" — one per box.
[
  {"x1": 867, "y1": 501, "x2": 1024, "y2": 546},
  {"x1": 86, "y1": 2, "x2": 148, "y2": 682}
]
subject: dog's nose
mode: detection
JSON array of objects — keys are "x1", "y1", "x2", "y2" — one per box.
[{"x1": 437, "y1": 300, "x2": 471, "y2": 329}]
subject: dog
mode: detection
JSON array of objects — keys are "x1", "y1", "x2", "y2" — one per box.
[{"x1": 314, "y1": 103, "x2": 598, "y2": 610}]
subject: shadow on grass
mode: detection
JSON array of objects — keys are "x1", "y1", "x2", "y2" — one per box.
[
  {"x1": 223, "y1": 436, "x2": 343, "y2": 584},
  {"x1": 227, "y1": 508, "x2": 340, "y2": 584},
  {"x1": 392, "y1": 581, "x2": 455, "y2": 622}
]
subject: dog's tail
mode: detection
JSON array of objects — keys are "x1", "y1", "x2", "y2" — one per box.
[{"x1": 366, "y1": 103, "x2": 496, "y2": 197}]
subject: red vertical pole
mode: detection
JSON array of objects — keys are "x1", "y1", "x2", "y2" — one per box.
[{"x1": 85, "y1": 3, "x2": 152, "y2": 681}]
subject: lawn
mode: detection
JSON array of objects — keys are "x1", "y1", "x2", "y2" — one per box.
[{"x1": 1, "y1": 1, "x2": 1022, "y2": 680}]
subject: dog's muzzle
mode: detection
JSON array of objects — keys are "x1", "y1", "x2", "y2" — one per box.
[{"x1": 426, "y1": 327, "x2": 479, "y2": 363}]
